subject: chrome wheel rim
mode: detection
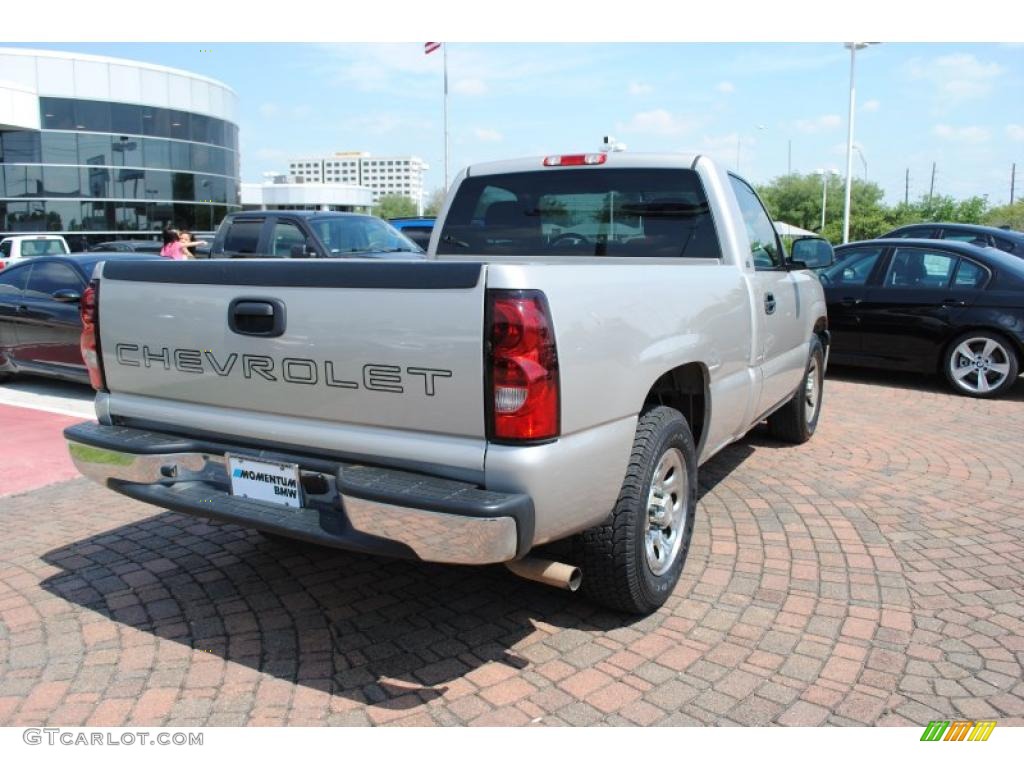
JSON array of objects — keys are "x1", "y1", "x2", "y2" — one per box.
[
  {"x1": 644, "y1": 448, "x2": 687, "y2": 576},
  {"x1": 950, "y1": 337, "x2": 1012, "y2": 394},
  {"x1": 805, "y1": 357, "x2": 822, "y2": 425}
]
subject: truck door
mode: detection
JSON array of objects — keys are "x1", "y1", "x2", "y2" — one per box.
[{"x1": 728, "y1": 176, "x2": 807, "y2": 417}]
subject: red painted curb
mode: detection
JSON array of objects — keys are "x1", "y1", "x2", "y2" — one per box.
[{"x1": 0, "y1": 404, "x2": 86, "y2": 497}]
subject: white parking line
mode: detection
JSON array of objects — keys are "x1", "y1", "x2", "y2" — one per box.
[{"x1": 0, "y1": 378, "x2": 95, "y2": 419}]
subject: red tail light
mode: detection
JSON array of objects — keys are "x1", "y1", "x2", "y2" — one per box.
[
  {"x1": 487, "y1": 290, "x2": 559, "y2": 442},
  {"x1": 80, "y1": 279, "x2": 106, "y2": 390}
]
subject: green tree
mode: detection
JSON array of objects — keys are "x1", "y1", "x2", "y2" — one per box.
[
  {"x1": 423, "y1": 188, "x2": 447, "y2": 217},
  {"x1": 375, "y1": 195, "x2": 418, "y2": 219},
  {"x1": 757, "y1": 173, "x2": 887, "y2": 243},
  {"x1": 983, "y1": 201, "x2": 1024, "y2": 230}
]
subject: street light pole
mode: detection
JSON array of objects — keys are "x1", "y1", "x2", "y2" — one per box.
[
  {"x1": 818, "y1": 169, "x2": 836, "y2": 232},
  {"x1": 842, "y1": 42, "x2": 878, "y2": 244},
  {"x1": 821, "y1": 171, "x2": 828, "y2": 231},
  {"x1": 854, "y1": 145, "x2": 868, "y2": 181}
]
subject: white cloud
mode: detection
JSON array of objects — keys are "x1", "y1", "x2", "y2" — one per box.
[
  {"x1": 716, "y1": 81, "x2": 735, "y2": 94},
  {"x1": 794, "y1": 114, "x2": 842, "y2": 134},
  {"x1": 933, "y1": 124, "x2": 991, "y2": 143},
  {"x1": 474, "y1": 128, "x2": 503, "y2": 142},
  {"x1": 862, "y1": 99, "x2": 880, "y2": 112},
  {"x1": 628, "y1": 81, "x2": 653, "y2": 96},
  {"x1": 617, "y1": 109, "x2": 694, "y2": 137},
  {"x1": 1007, "y1": 124, "x2": 1024, "y2": 142},
  {"x1": 908, "y1": 53, "x2": 1003, "y2": 102},
  {"x1": 452, "y1": 78, "x2": 487, "y2": 96}
]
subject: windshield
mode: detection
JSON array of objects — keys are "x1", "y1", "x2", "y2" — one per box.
[
  {"x1": 21, "y1": 239, "x2": 69, "y2": 257},
  {"x1": 309, "y1": 216, "x2": 422, "y2": 256},
  {"x1": 436, "y1": 168, "x2": 721, "y2": 258}
]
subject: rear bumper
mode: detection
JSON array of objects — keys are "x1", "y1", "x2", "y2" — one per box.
[{"x1": 65, "y1": 422, "x2": 531, "y2": 565}]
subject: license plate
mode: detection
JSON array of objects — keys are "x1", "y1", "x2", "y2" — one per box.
[{"x1": 227, "y1": 455, "x2": 303, "y2": 508}]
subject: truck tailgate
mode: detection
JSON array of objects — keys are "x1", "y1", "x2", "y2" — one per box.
[{"x1": 97, "y1": 260, "x2": 487, "y2": 442}]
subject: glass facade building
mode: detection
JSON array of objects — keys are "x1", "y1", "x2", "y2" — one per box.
[{"x1": 0, "y1": 49, "x2": 240, "y2": 248}]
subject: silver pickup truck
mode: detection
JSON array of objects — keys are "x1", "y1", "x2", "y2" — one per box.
[{"x1": 65, "y1": 152, "x2": 833, "y2": 614}]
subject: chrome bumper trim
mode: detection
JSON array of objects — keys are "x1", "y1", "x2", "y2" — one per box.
[{"x1": 67, "y1": 440, "x2": 518, "y2": 565}]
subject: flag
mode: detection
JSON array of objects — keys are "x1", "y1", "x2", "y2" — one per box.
[{"x1": 424, "y1": 42, "x2": 441, "y2": 55}]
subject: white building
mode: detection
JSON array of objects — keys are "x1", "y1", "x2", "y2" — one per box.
[
  {"x1": 288, "y1": 152, "x2": 429, "y2": 205},
  {"x1": 240, "y1": 180, "x2": 373, "y2": 212}
]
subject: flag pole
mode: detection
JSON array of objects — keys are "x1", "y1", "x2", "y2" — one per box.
[{"x1": 443, "y1": 43, "x2": 449, "y2": 192}]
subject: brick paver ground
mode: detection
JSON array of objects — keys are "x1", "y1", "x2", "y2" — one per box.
[{"x1": 1, "y1": 369, "x2": 1022, "y2": 726}]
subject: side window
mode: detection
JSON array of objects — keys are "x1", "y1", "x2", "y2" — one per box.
[
  {"x1": 728, "y1": 176, "x2": 782, "y2": 269},
  {"x1": 223, "y1": 220, "x2": 263, "y2": 255},
  {"x1": 0, "y1": 264, "x2": 30, "y2": 297},
  {"x1": 270, "y1": 221, "x2": 306, "y2": 257},
  {"x1": 883, "y1": 248, "x2": 956, "y2": 289},
  {"x1": 821, "y1": 247, "x2": 883, "y2": 286},
  {"x1": 992, "y1": 236, "x2": 1016, "y2": 254},
  {"x1": 897, "y1": 226, "x2": 933, "y2": 239},
  {"x1": 23, "y1": 262, "x2": 83, "y2": 300},
  {"x1": 953, "y1": 259, "x2": 989, "y2": 289},
  {"x1": 940, "y1": 229, "x2": 989, "y2": 247},
  {"x1": 0, "y1": 241, "x2": 11, "y2": 258}
]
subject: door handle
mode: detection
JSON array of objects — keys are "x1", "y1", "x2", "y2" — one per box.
[
  {"x1": 941, "y1": 298, "x2": 967, "y2": 308},
  {"x1": 840, "y1": 297, "x2": 861, "y2": 308},
  {"x1": 228, "y1": 298, "x2": 286, "y2": 337},
  {"x1": 764, "y1": 292, "x2": 776, "y2": 315},
  {"x1": 16, "y1": 305, "x2": 29, "y2": 315}
]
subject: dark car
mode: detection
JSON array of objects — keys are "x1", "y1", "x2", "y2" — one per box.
[
  {"x1": 882, "y1": 222, "x2": 1024, "y2": 258},
  {"x1": 820, "y1": 239, "x2": 1024, "y2": 397},
  {"x1": 0, "y1": 253, "x2": 161, "y2": 385},
  {"x1": 210, "y1": 211, "x2": 424, "y2": 259},
  {"x1": 388, "y1": 216, "x2": 436, "y2": 250}
]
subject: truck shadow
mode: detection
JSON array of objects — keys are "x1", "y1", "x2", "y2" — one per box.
[
  {"x1": 38, "y1": 441, "x2": 760, "y2": 712},
  {"x1": 38, "y1": 517, "x2": 633, "y2": 711}
]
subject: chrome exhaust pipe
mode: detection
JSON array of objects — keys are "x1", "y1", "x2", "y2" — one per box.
[{"x1": 505, "y1": 557, "x2": 582, "y2": 592}]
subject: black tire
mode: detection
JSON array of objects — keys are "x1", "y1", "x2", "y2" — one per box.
[
  {"x1": 768, "y1": 335, "x2": 825, "y2": 444},
  {"x1": 942, "y1": 330, "x2": 1020, "y2": 399},
  {"x1": 577, "y1": 406, "x2": 697, "y2": 615}
]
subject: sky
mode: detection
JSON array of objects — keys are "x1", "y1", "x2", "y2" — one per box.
[{"x1": 8, "y1": 41, "x2": 1023, "y2": 206}]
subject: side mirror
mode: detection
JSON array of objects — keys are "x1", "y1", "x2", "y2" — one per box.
[
  {"x1": 290, "y1": 239, "x2": 318, "y2": 258},
  {"x1": 789, "y1": 237, "x2": 834, "y2": 270},
  {"x1": 52, "y1": 289, "x2": 81, "y2": 303}
]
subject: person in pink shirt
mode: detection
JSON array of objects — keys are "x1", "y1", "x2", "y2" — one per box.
[{"x1": 160, "y1": 228, "x2": 185, "y2": 259}]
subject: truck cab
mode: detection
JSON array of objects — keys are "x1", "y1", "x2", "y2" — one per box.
[
  {"x1": 209, "y1": 211, "x2": 424, "y2": 259},
  {"x1": 0, "y1": 235, "x2": 70, "y2": 268}
]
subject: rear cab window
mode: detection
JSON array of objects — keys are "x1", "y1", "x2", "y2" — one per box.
[
  {"x1": 223, "y1": 219, "x2": 264, "y2": 256},
  {"x1": 436, "y1": 168, "x2": 722, "y2": 259}
]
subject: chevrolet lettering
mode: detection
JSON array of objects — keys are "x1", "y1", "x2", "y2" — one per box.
[
  {"x1": 112, "y1": 343, "x2": 453, "y2": 395},
  {"x1": 66, "y1": 151, "x2": 834, "y2": 614}
]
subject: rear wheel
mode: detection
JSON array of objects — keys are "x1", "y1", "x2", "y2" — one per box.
[
  {"x1": 943, "y1": 331, "x2": 1019, "y2": 398},
  {"x1": 577, "y1": 406, "x2": 697, "y2": 615},
  {"x1": 768, "y1": 335, "x2": 825, "y2": 444}
]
